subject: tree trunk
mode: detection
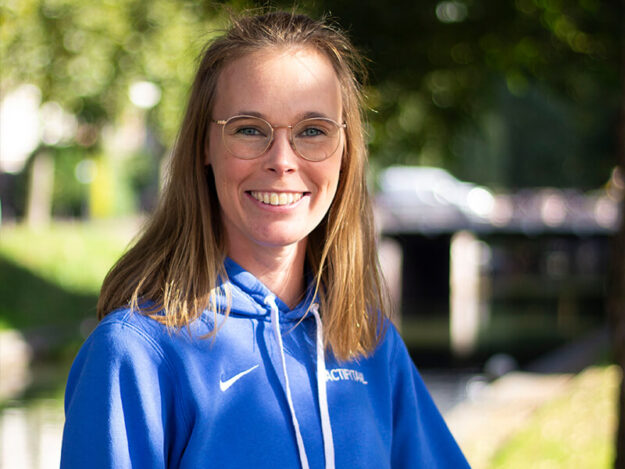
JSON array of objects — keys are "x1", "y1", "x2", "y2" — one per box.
[
  {"x1": 26, "y1": 151, "x2": 54, "y2": 229},
  {"x1": 612, "y1": 1, "x2": 625, "y2": 466},
  {"x1": 613, "y1": 192, "x2": 625, "y2": 469}
]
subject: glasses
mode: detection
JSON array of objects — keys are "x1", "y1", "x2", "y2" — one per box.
[{"x1": 212, "y1": 115, "x2": 346, "y2": 162}]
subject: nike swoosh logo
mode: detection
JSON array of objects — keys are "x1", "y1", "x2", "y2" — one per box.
[{"x1": 219, "y1": 365, "x2": 259, "y2": 392}]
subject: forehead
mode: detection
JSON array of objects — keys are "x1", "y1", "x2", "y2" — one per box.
[{"x1": 212, "y1": 46, "x2": 342, "y2": 121}]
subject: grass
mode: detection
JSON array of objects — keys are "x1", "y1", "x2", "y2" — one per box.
[
  {"x1": 490, "y1": 365, "x2": 620, "y2": 469},
  {"x1": 0, "y1": 220, "x2": 139, "y2": 294},
  {"x1": 0, "y1": 220, "x2": 139, "y2": 331},
  {"x1": 0, "y1": 220, "x2": 140, "y2": 402}
]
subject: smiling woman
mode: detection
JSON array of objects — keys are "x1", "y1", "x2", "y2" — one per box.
[
  {"x1": 60, "y1": 11, "x2": 469, "y2": 469},
  {"x1": 207, "y1": 47, "x2": 343, "y2": 303}
]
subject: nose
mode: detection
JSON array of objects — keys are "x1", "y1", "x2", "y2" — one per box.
[{"x1": 262, "y1": 128, "x2": 298, "y2": 174}]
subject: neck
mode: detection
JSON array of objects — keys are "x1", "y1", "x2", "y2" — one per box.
[{"x1": 228, "y1": 241, "x2": 307, "y2": 309}]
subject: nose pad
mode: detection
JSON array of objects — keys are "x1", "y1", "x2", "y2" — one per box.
[{"x1": 264, "y1": 128, "x2": 298, "y2": 173}]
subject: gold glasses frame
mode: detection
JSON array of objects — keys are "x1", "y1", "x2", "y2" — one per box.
[{"x1": 212, "y1": 115, "x2": 347, "y2": 162}]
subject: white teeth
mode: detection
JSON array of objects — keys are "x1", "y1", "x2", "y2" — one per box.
[{"x1": 250, "y1": 191, "x2": 303, "y2": 206}]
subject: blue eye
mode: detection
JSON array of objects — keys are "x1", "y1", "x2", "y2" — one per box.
[
  {"x1": 236, "y1": 127, "x2": 264, "y2": 137},
  {"x1": 299, "y1": 127, "x2": 325, "y2": 137}
]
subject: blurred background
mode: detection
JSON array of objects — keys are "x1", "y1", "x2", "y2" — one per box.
[{"x1": 0, "y1": 0, "x2": 623, "y2": 467}]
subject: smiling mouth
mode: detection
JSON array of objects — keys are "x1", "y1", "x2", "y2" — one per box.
[{"x1": 249, "y1": 191, "x2": 305, "y2": 206}]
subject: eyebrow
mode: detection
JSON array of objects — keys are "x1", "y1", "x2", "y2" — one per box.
[{"x1": 234, "y1": 110, "x2": 337, "y2": 121}]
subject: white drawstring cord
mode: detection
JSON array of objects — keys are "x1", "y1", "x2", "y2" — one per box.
[
  {"x1": 310, "y1": 303, "x2": 335, "y2": 469},
  {"x1": 264, "y1": 295, "x2": 335, "y2": 469},
  {"x1": 265, "y1": 295, "x2": 310, "y2": 469}
]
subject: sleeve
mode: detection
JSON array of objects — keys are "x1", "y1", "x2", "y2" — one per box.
[
  {"x1": 60, "y1": 319, "x2": 188, "y2": 468},
  {"x1": 389, "y1": 326, "x2": 471, "y2": 468}
]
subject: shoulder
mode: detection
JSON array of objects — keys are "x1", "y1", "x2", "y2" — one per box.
[
  {"x1": 347, "y1": 319, "x2": 418, "y2": 386},
  {"x1": 94, "y1": 306, "x2": 211, "y2": 350},
  {"x1": 73, "y1": 308, "x2": 214, "y2": 390},
  {"x1": 98, "y1": 307, "x2": 169, "y2": 336},
  {"x1": 93, "y1": 308, "x2": 168, "y2": 352},
  {"x1": 66, "y1": 308, "x2": 194, "y2": 420},
  {"x1": 73, "y1": 308, "x2": 187, "y2": 379},
  {"x1": 368, "y1": 320, "x2": 432, "y2": 390},
  {"x1": 62, "y1": 309, "x2": 194, "y2": 466},
  {"x1": 373, "y1": 319, "x2": 410, "y2": 362},
  {"x1": 373, "y1": 323, "x2": 471, "y2": 467}
]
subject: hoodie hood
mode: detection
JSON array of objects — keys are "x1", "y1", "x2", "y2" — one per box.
[
  {"x1": 216, "y1": 257, "x2": 317, "y2": 322},
  {"x1": 214, "y1": 257, "x2": 334, "y2": 469}
]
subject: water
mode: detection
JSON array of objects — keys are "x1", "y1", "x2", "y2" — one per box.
[{"x1": 0, "y1": 399, "x2": 63, "y2": 469}]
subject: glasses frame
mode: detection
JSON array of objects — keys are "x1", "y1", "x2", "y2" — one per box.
[{"x1": 212, "y1": 114, "x2": 347, "y2": 162}]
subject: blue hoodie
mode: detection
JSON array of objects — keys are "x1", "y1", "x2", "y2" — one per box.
[{"x1": 61, "y1": 258, "x2": 470, "y2": 468}]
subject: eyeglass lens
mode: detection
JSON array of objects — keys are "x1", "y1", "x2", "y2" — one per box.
[{"x1": 222, "y1": 116, "x2": 342, "y2": 161}]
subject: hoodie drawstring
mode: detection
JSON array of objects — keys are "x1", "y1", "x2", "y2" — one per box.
[
  {"x1": 264, "y1": 295, "x2": 335, "y2": 469},
  {"x1": 310, "y1": 303, "x2": 335, "y2": 469},
  {"x1": 266, "y1": 295, "x2": 310, "y2": 469}
]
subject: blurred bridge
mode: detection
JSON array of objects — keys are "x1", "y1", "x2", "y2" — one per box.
[{"x1": 375, "y1": 166, "x2": 622, "y2": 363}]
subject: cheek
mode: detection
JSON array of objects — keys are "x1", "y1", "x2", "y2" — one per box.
[
  {"x1": 324, "y1": 159, "x2": 343, "y2": 210},
  {"x1": 211, "y1": 163, "x2": 235, "y2": 204},
  {"x1": 326, "y1": 159, "x2": 342, "y2": 195},
  {"x1": 210, "y1": 156, "x2": 253, "y2": 205}
]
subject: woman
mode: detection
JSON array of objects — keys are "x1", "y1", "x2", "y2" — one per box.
[{"x1": 61, "y1": 11, "x2": 469, "y2": 469}]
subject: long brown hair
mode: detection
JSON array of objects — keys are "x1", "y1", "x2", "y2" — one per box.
[{"x1": 97, "y1": 11, "x2": 389, "y2": 360}]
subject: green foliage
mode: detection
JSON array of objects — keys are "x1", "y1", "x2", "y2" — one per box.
[
  {"x1": 1, "y1": 0, "x2": 233, "y2": 147},
  {"x1": 49, "y1": 145, "x2": 89, "y2": 217},
  {"x1": 0, "y1": 221, "x2": 133, "y2": 294},
  {"x1": 0, "y1": 221, "x2": 135, "y2": 329},
  {"x1": 305, "y1": 0, "x2": 622, "y2": 188},
  {"x1": 0, "y1": 255, "x2": 97, "y2": 330},
  {"x1": 1, "y1": 0, "x2": 621, "y2": 194}
]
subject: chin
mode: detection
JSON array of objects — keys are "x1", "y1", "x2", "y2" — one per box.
[{"x1": 254, "y1": 231, "x2": 309, "y2": 249}]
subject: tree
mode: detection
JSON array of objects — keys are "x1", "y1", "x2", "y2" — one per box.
[
  {"x1": 610, "y1": 2, "x2": 625, "y2": 466},
  {"x1": 1, "y1": 0, "x2": 229, "y2": 217},
  {"x1": 1, "y1": 0, "x2": 230, "y2": 144},
  {"x1": 300, "y1": 0, "x2": 621, "y2": 190}
]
